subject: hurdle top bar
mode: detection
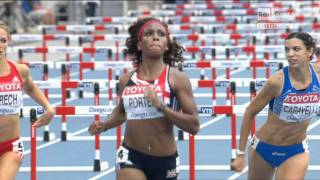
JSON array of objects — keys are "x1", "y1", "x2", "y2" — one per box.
[
  {"x1": 8, "y1": 45, "x2": 320, "y2": 54},
  {"x1": 32, "y1": 78, "x2": 269, "y2": 90},
  {"x1": 37, "y1": 22, "x2": 320, "y2": 33},
  {"x1": 12, "y1": 32, "x2": 320, "y2": 43},
  {"x1": 162, "y1": 1, "x2": 320, "y2": 10},
  {"x1": 20, "y1": 104, "x2": 272, "y2": 117}
]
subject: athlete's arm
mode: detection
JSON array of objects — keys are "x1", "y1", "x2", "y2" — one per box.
[
  {"x1": 88, "y1": 73, "x2": 129, "y2": 135},
  {"x1": 147, "y1": 68, "x2": 200, "y2": 135},
  {"x1": 168, "y1": 69, "x2": 199, "y2": 135},
  {"x1": 231, "y1": 71, "x2": 282, "y2": 172},
  {"x1": 238, "y1": 72, "x2": 282, "y2": 152},
  {"x1": 18, "y1": 63, "x2": 54, "y2": 127}
]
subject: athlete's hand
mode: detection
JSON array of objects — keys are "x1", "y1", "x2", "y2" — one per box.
[
  {"x1": 144, "y1": 87, "x2": 162, "y2": 109},
  {"x1": 33, "y1": 108, "x2": 55, "y2": 128},
  {"x1": 231, "y1": 156, "x2": 245, "y2": 172},
  {"x1": 88, "y1": 121, "x2": 106, "y2": 135}
]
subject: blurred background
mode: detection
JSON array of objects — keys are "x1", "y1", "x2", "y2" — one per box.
[{"x1": 0, "y1": 0, "x2": 171, "y2": 33}]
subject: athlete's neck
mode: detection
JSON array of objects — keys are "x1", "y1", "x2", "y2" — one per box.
[
  {"x1": 139, "y1": 58, "x2": 165, "y2": 80},
  {"x1": 0, "y1": 54, "x2": 6, "y2": 64},
  {"x1": 289, "y1": 63, "x2": 311, "y2": 84},
  {"x1": 0, "y1": 59, "x2": 10, "y2": 76}
]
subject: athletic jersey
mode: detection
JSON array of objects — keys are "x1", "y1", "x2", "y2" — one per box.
[
  {"x1": 122, "y1": 65, "x2": 180, "y2": 120},
  {"x1": 269, "y1": 65, "x2": 320, "y2": 122},
  {"x1": 0, "y1": 137, "x2": 24, "y2": 159},
  {"x1": 0, "y1": 61, "x2": 24, "y2": 115}
]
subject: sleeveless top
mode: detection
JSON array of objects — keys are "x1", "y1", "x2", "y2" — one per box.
[
  {"x1": 269, "y1": 65, "x2": 320, "y2": 122},
  {"x1": 122, "y1": 65, "x2": 180, "y2": 120},
  {"x1": 0, "y1": 61, "x2": 24, "y2": 115}
]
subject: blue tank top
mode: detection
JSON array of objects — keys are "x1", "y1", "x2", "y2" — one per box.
[{"x1": 269, "y1": 65, "x2": 320, "y2": 122}]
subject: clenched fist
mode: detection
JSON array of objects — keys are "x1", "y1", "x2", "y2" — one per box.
[
  {"x1": 231, "y1": 156, "x2": 245, "y2": 172},
  {"x1": 88, "y1": 121, "x2": 107, "y2": 135}
]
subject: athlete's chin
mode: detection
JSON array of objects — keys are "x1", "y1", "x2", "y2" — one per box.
[
  {"x1": 288, "y1": 61, "x2": 301, "y2": 67},
  {"x1": 148, "y1": 51, "x2": 164, "y2": 58}
]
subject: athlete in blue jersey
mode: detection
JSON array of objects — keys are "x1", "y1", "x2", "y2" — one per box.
[
  {"x1": 88, "y1": 17, "x2": 199, "y2": 180},
  {"x1": 231, "y1": 32, "x2": 319, "y2": 179}
]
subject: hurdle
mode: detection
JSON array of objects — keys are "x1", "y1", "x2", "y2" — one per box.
[
  {"x1": 25, "y1": 77, "x2": 272, "y2": 143},
  {"x1": 186, "y1": 80, "x2": 241, "y2": 175},
  {"x1": 42, "y1": 64, "x2": 50, "y2": 141},
  {"x1": 16, "y1": 32, "x2": 318, "y2": 179},
  {"x1": 56, "y1": 78, "x2": 121, "y2": 142},
  {"x1": 17, "y1": 60, "x2": 288, "y2": 93},
  {"x1": 115, "y1": 80, "x2": 122, "y2": 149},
  {"x1": 179, "y1": 59, "x2": 251, "y2": 178},
  {"x1": 18, "y1": 100, "x2": 248, "y2": 179},
  {"x1": 16, "y1": 100, "x2": 269, "y2": 179},
  {"x1": 78, "y1": 35, "x2": 95, "y2": 98},
  {"x1": 30, "y1": 109, "x2": 37, "y2": 180},
  {"x1": 86, "y1": 15, "x2": 257, "y2": 25},
  {"x1": 37, "y1": 22, "x2": 319, "y2": 35},
  {"x1": 87, "y1": 9, "x2": 318, "y2": 25},
  {"x1": 126, "y1": 10, "x2": 257, "y2": 23},
  {"x1": 24, "y1": 106, "x2": 111, "y2": 180},
  {"x1": 250, "y1": 81, "x2": 256, "y2": 136},
  {"x1": 7, "y1": 45, "x2": 300, "y2": 61},
  {"x1": 12, "y1": 33, "x2": 320, "y2": 46},
  {"x1": 21, "y1": 79, "x2": 320, "y2": 179},
  {"x1": 93, "y1": 83, "x2": 102, "y2": 171},
  {"x1": 30, "y1": 79, "x2": 109, "y2": 172},
  {"x1": 58, "y1": 61, "x2": 130, "y2": 102}
]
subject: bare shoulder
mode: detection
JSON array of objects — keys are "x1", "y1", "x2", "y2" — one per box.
[
  {"x1": 13, "y1": 62, "x2": 30, "y2": 80},
  {"x1": 169, "y1": 67, "x2": 189, "y2": 89},
  {"x1": 268, "y1": 70, "x2": 283, "y2": 86},
  {"x1": 262, "y1": 69, "x2": 283, "y2": 96},
  {"x1": 118, "y1": 70, "x2": 133, "y2": 86},
  {"x1": 118, "y1": 70, "x2": 134, "y2": 94},
  {"x1": 169, "y1": 67, "x2": 189, "y2": 81},
  {"x1": 312, "y1": 63, "x2": 320, "y2": 75}
]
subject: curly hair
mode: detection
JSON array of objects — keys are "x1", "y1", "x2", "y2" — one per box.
[{"x1": 125, "y1": 17, "x2": 185, "y2": 67}]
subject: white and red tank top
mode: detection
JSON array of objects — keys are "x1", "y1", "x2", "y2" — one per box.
[
  {"x1": 122, "y1": 65, "x2": 180, "y2": 120},
  {"x1": 0, "y1": 61, "x2": 23, "y2": 115}
]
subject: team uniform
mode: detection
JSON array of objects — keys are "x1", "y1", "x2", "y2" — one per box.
[
  {"x1": 0, "y1": 60, "x2": 24, "y2": 159},
  {"x1": 251, "y1": 64, "x2": 320, "y2": 167},
  {"x1": 0, "y1": 138, "x2": 24, "y2": 159},
  {"x1": 117, "y1": 65, "x2": 180, "y2": 179}
]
